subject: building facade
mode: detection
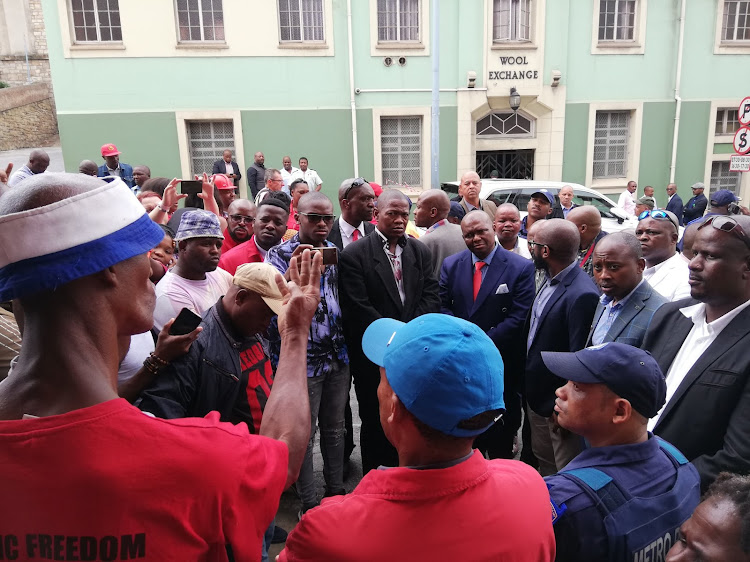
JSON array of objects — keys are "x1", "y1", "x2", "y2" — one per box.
[{"x1": 41, "y1": 0, "x2": 750, "y2": 204}]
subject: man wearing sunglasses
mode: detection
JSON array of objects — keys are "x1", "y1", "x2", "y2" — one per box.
[
  {"x1": 643, "y1": 215, "x2": 750, "y2": 489},
  {"x1": 221, "y1": 199, "x2": 256, "y2": 254},
  {"x1": 328, "y1": 178, "x2": 376, "y2": 250},
  {"x1": 637, "y1": 209, "x2": 691, "y2": 302}
]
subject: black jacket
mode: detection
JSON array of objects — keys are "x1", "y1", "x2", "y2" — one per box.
[
  {"x1": 327, "y1": 218, "x2": 375, "y2": 250},
  {"x1": 211, "y1": 160, "x2": 241, "y2": 187},
  {"x1": 683, "y1": 194, "x2": 707, "y2": 224},
  {"x1": 246, "y1": 163, "x2": 266, "y2": 198}
]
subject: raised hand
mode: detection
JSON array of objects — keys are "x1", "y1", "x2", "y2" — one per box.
[{"x1": 275, "y1": 249, "x2": 322, "y2": 337}]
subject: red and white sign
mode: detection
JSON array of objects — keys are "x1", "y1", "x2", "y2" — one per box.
[
  {"x1": 739, "y1": 96, "x2": 750, "y2": 127},
  {"x1": 734, "y1": 126, "x2": 750, "y2": 155},
  {"x1": 730, "y1": 155, "x2": 750, "y2": 172}
]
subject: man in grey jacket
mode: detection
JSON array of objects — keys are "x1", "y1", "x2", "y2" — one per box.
[{"x1": 415, "y1": 189, "x2": 466, "y2": 278}]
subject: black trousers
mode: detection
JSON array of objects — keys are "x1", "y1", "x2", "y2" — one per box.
[{"x1": 351, "y1": 364, "x2": 398, "y2": 473}]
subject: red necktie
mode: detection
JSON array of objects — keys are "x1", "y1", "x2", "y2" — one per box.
[
  {"x1": 473, "y1": 261, "x2": 486, "y2": 301},
  {"x1": 352, "y1": 229, "x2": 360, "y2": 241}
]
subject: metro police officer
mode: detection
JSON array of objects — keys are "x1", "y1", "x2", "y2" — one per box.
[{"x1": 543, "y1": 343, "x2": 701, "y2": 562}]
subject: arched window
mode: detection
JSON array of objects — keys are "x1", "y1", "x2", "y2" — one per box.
[{"x1": 476, "y1": 111, "x2": 535, "y2": 138}]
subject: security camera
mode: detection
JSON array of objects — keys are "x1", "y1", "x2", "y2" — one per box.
[
  {"x1": 467, "y1": 71, "x2": 477, "y2": 88},
  {"x1": 551, "y1": 70, "x2": 562, "y2": 88}
]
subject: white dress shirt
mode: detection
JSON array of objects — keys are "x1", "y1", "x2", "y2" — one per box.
[
  {"x1": 642, "y1": 253, "x2": 691, "y2": 302},
  {"x1": 649, "y1": 298, "x2": 750, "y2": 430},
  {"x1": 338, "y1": 217, "x2": 366, "y2": 249},
  {"x1": 617, "y1": 189, "x2": 636, "y2": 215}
]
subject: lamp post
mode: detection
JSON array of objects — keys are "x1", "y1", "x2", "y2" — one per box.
[{"x1": 509, "y1": 87, "x2": 521, "y2": 112}]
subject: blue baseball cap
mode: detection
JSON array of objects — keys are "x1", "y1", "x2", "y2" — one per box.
[
  {"x1": 448, "y1": 201, "x2": 466, "y2": 221},
  {"x1": 710, "y1": 189, "x2": 739, "y2": 207},
  {"x1": 362, "y1": 314, "x2": 505, "y2": 437},
  {"x1": 542, "y1": 343, "x2": 666, "y2": 418},
  {"x1": 531, "y1": 190, "x2": 555, "y2": 206}
]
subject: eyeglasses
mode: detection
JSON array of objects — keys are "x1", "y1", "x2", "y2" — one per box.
[
  {"x1": 697, "y1": 215, "x2": 750, "y2": 249},
  {"x1": 638, "y1": 210, "x2": 679, "y2": 231},
  {"x1": 229, "y1": 214, "x2": 255, "y2": 224},
  {"x1": 343, "y1": 178, "x2": 368, "y2": 200},
  {"x1": 298, "y1": 212, "x2": 335, "y2": 224},
  {"x1": 527, "y1": 240, "x2": 550, "y2": 250}
]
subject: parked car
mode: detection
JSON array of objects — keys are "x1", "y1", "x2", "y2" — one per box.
[{"x1": 439, "y1": 179, "x2": 638, "y2": 234}]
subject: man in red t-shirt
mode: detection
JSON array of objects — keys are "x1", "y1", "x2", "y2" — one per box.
[
  {"x1": 279, "y1": 314, "x2": 555, "y2": 561},
  {"x1": 0, "y1": 173, "x2": 323, "y2": 562},
  {"x1": 221, "y1": 198, "x2": 256, "y2": 254}
]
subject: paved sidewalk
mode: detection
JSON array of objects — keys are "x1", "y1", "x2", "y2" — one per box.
[{"x1": 0, "y1": 144, "x2": 65, "y2": 175}]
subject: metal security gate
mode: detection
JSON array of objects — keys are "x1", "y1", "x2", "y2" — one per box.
[{"x1": 476, "y1": 150, "x2": 534, "y2": 179}]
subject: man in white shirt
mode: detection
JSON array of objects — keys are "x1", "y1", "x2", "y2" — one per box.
[
  {"x1": 617, "y1": 180, "x2": 637, "y2": 216},
  {"x1": 294, "y1": 157, "x2": 323, "y2": 192},
  {"x1": 153, "y1": 210, "x2": 233, "y2": 330},
  {"x1": 643, "y1": 215, "x2": 750, "y2": 489},
  {"x1": 636, "y1": 210, "x2": 691, "y2": 301},
  {"x1": 279, "y1": 156, "x2": 300, "y2": 195},
  {"x1": 494, "y1": 203, "x2": 531, "y2": 259},
  {"x1": 7, "y1": 149, "x2": 50, "y2": 188}
]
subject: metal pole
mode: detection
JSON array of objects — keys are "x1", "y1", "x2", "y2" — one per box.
[
  {"x1": 430, "y1": 0, "x2": 439, "y2": 189},
  {"x1": 347, "y1": 0, "x2": 359, "y2": 177}
]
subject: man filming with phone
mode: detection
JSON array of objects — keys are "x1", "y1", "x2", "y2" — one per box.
[{"x1": 265, "y1": 192, "x2": 350, "y2": 516}]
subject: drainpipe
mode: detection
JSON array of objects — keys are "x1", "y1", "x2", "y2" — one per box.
[
  {"x1": 669, "y1": 0, "x2": 686, "y2": 184},
  {"x1": 430, "y1": 0, "x2": 439, "y2": 189},
  {"x1": 347, "y1": 0, "x2": 359, "y2": 177}
]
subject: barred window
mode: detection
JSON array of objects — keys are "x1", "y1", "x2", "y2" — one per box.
[
  {"x1": 476, "y1": 111, "x2": 534, "y2": 138},
  {"x1": 381, "y1": 117, "x2": 422, "y2": 187},
  {"x1": 279, "y1": 0, "x2": 324, "y2": 42},
  {"x1": 710, "y1": 161, "x2": 741, "y2": 194},
  {"x1": 176, "y1": 0, "x2": 225, "y2": 42},
  {"x1": 598, "y1": 0, "x2": 636, "y2": 41},
  {"x1": 377, "y1": 0, "x2": 420, "y2": 42},
  {"x1": 722, "y1": 1, "x2": 750, "y2": 41},
  {"x1": 715, "y1": 108, "x2": 741, "y2": 135},
  {"x1": 493, "y1": 0, "x2": 531, "y2": 42},
  {"x1": 187, "y1": 121, "x2": 235, "y2": 177},
  {"x1": 70, "y1": 0, "x2": 122, "y2": 43},
  {"x1": 593, "y1": 111, "x2": 630, "y2": 179}
]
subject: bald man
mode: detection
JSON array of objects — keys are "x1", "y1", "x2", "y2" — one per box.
[
  {"x1": 550, "y1": 185, "x2": 578, "y2": 219},
  {"x1": 415, "y1": 189, "x2": 466, "y2": 277},
  {"x1": 7, "y1": 149, "x2": 50, "y2": 187},
  {"x1": 524, "y1": 219, "x2": 599, "y2": 475},
  {"x1": 458, "y1": 171, "x2": 497, "y2": 222},
  {"x1": 567, "y1": 206, "x2": 606, "y2": 280},
  {"x1": 495, "y1": 203, "x2": 530, "y2": 258},
  {"x1": 78, "y1": 160, "x2": 98, "y2": 176}
]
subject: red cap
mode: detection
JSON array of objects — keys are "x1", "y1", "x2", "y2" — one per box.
[
  {"x1": 101, "y1": 143, "x2": 121, "y2": 157},
  {"x1": 212, "y1": 174, "x2": 234, "y2": 190}
]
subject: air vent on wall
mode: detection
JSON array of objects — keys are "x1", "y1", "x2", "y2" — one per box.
[
  {"x1": 398, "y1": 56, "x2": 407, "y2": 66},
  {"x1": 383, "y1": 56, "x2": 393, "y2": 67}
]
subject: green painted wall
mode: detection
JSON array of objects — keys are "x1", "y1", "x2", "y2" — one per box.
[
  {"x1": 58, "y1": 112, "x2": 181, "y2": 176},
  {"x1": 713, "y1": 143, "x2": 735, "y2": 155},
  {"x1": 674, "y1": 102, "x2": 711, "y2": 195},
  {"x1": 638, "y1": 101, "x2": 675, "y2": 195},
  {"x1": 438, "y1": 106, "x2": 458, "y2": 184},
  {"x1": 561, "y1": 103, "x2": 589, "y2": 183}
]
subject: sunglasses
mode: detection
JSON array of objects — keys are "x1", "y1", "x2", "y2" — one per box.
[
  {"x1": 229, "y1": 214, "x2": 255, "y2": 224},
  {"x1": 343, "y1": 178, "x2": 368, "y2": 200},
  {"x1": 298, "y1": 212, "x2": 335, "y2": 224},
  {"x1": 637, "y1": 210, "x2": 679, "y2": 230},
  {"x1": 697, "y1": 215, "x2": 750, "y2": 249}
]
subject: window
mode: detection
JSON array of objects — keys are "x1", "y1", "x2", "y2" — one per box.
[
  {"x1": 377, "y1": 0, "x2": 419, "y2": 42},
  {"x1": 176, "y1": 0, "x2": 225, "y2": 42},
  {"x1": 476, "y1": 111, "x2": 534, "y2": 138},
  {"x1": 715, "y1": 108, "x2": 741, "y2": 135},
  {"x1": 593, "y1": 111, "x2": 630, "y2": 179},
  {"x1": 279, "y1": 0, "x2": 324, "y2": 42},
  {"x1": 710, "y1": 161, "x2": 742, "y2": 194},
  {"x1": 70, "y1": 0, "x2": 122, "y2": 43},
  {"x1": 381, "y1": 117, "x2": 422, "y2": 186},
  {"x1": 187, "y1": 121, "x2": 234, "y2": 176},
  {"x1": 598, "y1": 0, "x2": 636, "y2": 41},
  {"x1": 493, "y1": 0, "x2": 531, "y2": 42},
  {"x1": 722, "y1": 1, "x2": 750, "y2": 42}
]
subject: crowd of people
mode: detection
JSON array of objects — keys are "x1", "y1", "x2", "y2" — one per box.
[{"x1": 0, "y1": 147, "x2": 749, "y2": 561}]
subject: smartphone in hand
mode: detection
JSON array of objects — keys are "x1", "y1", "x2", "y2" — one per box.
[{"x1": 169, "y1": 308, "x2": 203, "y2": 335}]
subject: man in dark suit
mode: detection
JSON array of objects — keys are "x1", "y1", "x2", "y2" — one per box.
[
  {"x1": 524, "y1": 219, "x2": 599, "y2": 475},
  {"x1": 586, "y1": 232, "x2": 666, "y2": 347},
  {"x1": 440, "y1": 211, "x2": 535, "y2": 458},
  {"x1": 665, "y1": 183, "x2": 684, "y2": 225},
  {"x1": 327, "y1": 178, "x2": 376, "y2": 251},
  {"x1": 211, "y1": 149, "x2": 241, "y2": 188},
  {"x1": 339, "y1": 190, "x2": 440, "y2": 473},
  {"x1": 683, "y1": 182, "x2": 708, "y2": 224},
  {"x1": 642, "y1": 215, "x2": 750, "y2": 490}
]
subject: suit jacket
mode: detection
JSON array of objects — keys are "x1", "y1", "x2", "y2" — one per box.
[
  {"x1": 327, "y1": 218, "x2": 375, "y2": 251},
  {"x1": 246, "y1": 163, "x2": 266, "y2": 198},
  {"x1": 211, "y1": 160, "x2": 241, "y2": 187},
  {"x1": 524, "y1": 265, "x2": 599, "y2": 417},
  {"x1": 97, "y1": 163, "x2": 134, "y2": 188},
  {"x1": 459, "y1": 198, "x2": 497, "y2": 223},
  {"x1": 585, "y1": 281, "x2": 667, "y2": 347},
  {"x1": 549, "y1": 203, "x2": 579, "y2": 220},
  {"x1": 440, "y1": 248, "x2": 535, "y2": 394},
  {"x1": 642, "y1": 300, "x2": 750, "y2": 488},
  {"x1": 421, "y1": 222, "x2": 467, "y2": 279},
  {"x1": 683, "y1": 194, "x2": 707, "y2": 224},
  {"x1": 665, "y1": 194, "x2": 684, "y2": 225},
  {"x1": 339, "y1": 231, "x2": 440, "y2": 374}
]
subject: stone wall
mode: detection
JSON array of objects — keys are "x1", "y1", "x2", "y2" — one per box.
[
  {"x1": 0, "y1": 0, "x2": 51, "y2": 87},
  {"x1": 0, "y1": 83, "x2": 58, "y2": 150}
]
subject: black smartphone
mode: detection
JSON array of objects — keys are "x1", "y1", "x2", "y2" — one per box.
[
  {"x1": 169, "y1": 307, "x2": 203, "y2": 335},
  {"x1": 312, "y1": 247, "x2": 338, "y2": 265},
  {"x1": 180, "y1": 180, "x2": 203, "y2": 195}
]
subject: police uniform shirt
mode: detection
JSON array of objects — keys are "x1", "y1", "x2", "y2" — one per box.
[{"x1": 544, "y1": 435, "x2": 681, "y2": 562}]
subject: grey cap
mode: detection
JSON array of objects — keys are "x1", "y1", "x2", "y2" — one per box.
[
  {"x1": 636, "y1": 196, "x2": 656, "y2": 209},
  {"x1": 691, "y1": 182, "x2": 705, "y2": 190}
]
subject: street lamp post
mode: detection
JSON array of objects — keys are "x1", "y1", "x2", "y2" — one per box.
[{"x1": 509, "y1": 87, "x2": 521, "y2": 112}]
